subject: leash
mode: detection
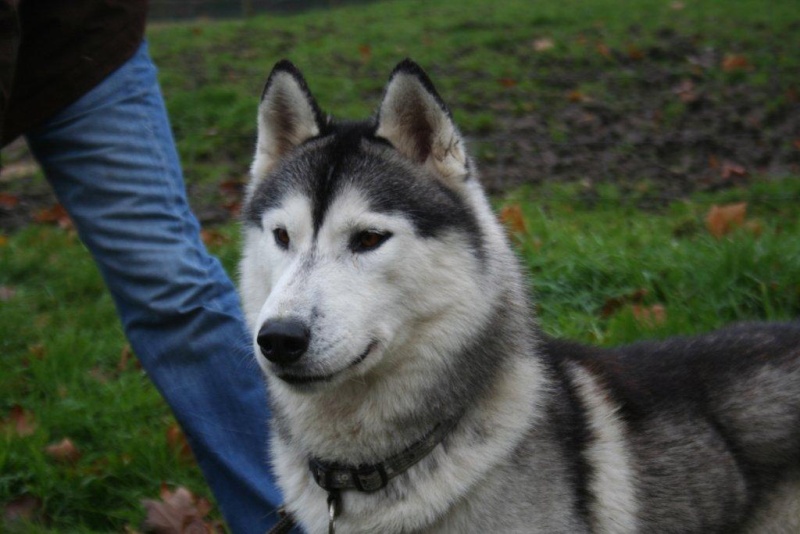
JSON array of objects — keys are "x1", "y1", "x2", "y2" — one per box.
[{"x1": 266, "y1": 416, "x2": 460, "y2": 534}]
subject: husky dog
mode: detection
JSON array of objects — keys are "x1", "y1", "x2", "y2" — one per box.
[{"x1": 239, "y1": 59, "x2": 800, "y2": 533}]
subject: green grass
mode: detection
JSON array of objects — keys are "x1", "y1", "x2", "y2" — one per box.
[
  {"x1": 2, "y1": 0, "x2": 800, "y2": 530},
  {"x1": 146, "y1": 0, "x2": 800, "y2": 195}
]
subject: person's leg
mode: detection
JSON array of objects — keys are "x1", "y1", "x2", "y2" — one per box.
[{"x1": 25, "y1": 41, "x2": 282, "y2": 533}]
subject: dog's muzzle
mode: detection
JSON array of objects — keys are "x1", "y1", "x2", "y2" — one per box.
[{"x1": 257, "y1": 318, "x2": 310, "y2": 366}]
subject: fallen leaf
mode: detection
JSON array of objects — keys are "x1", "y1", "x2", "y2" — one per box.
[
  {"x1": 33, "y1": 203, "x2": 73, "y2": 229},
  {"x1": 200, "y1": 229, "x2": 229, "y2": 247},
  {"x1": 2, "y1": 405, "x2": 37, "y2": 437},
  {"x1": 793, "y1": 139, "x2": 800, "y2": 151},
  {"x1": 596, "y1": 42, "x2": 612, "y2": 58},
  {"x1": 720, "y1": 161, "x2": 747, "y2": 180},
  {"x1": 708, "y1": 154, "x2": 720, "y2": 169},
  {"x1": 142, "y1": 485, "x2": 220, "y2": 534},
  {"x1": 706, "y1": 202, "x2": 747, "y2": 239},
  {"x1": 358, "y1": 44, "x2": 372, "y2": 63},
  {"x1": 721, "y1": 54, "x2": 750, "y2": 72},
  {"x1": 670, "y1": 1, "x2": 685, "y2": 10},
  {"x1": 672, "y1": 79, "x2": 697, "y2": 103},
  {"x1": 498, "y1": 78, "x2": 517, "y2": 88},
  {"x1": 533, "y1": 38, "x2": 555, "y2": 52},
  {"x1": 0, "y1": 192, "x2": 20, "y2": 209},
  {"x1": 567, "y1": 90, "x2": 589, "y2": 103},
  {"x1": 499, "y1": 204, "x2": 527, "y2": 235},
  {"x1": 3, "y1": 494, "x2": 42, "y2": 523},
  {"x1": 166, "y1": 424, "x2": 194, "y2": 462},
  {"x1": 0, "y1": 235, "x2": 7, "y2": 246},
  {"x1": 627, "y1": 45, "x2": 644, "y2": 61},
  {"x1": 601, "y1": 288, "x2": 649, "y2": 318},
  {"x1": 632, "y1": 304, "x2": 667, "y2": 328},
  {"x1": 118, "y1": 344, "x2": 134, "y2": 372},
  {"x1": 44, "y1": 437, "x2": 81, "y2": 464}
]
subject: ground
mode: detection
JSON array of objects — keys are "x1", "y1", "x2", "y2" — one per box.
[{"x1": 2, "y1": 13, "x2": 798, "y2": 232}]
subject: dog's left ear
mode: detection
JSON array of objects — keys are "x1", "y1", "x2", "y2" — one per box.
[
  {"x1": 376, "y1": 60, "x2": 468, "y2": 188},
  {"x1": 250, "y1": 60, "x2": 326, "y2": 187}
]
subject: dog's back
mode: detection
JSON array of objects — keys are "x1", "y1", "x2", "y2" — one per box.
[{"x1": 543, "y1": 322, "x2": 800, "y2": 532}]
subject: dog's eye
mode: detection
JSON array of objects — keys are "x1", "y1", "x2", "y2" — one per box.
[
  {"x1": 273, "y1": 227, "x2": 290, "y2": 249},
  {"x1": 351, "y1": 230, "x2": 391, "y2": 253}
]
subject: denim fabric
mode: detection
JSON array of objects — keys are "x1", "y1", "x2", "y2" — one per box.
[{"x1": 25, "y1": 41, "x2": 283, "y2": 533}]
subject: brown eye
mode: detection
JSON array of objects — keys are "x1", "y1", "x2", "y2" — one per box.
[
  {"x1": 273, "y1": 227, "x2": 290, "y2": 249},
  {"x1": 351, "y1": 230, "x2": 391, "y2": 253}
]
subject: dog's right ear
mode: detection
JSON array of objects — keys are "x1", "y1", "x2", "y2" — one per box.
[{"x1": 250, "y1": 60, "x2": 326, "y2": 186}]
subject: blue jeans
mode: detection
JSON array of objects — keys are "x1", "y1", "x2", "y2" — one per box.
[{"x1": 25, "y1": 42, "x2": 282, "y2": 533}]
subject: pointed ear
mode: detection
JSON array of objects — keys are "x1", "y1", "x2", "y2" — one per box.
[
  {"x1": 250, "y1": 60, "x2": 326, "y2": 185},
  {"x1": 376, "y1": 59, "x2": 468, "y2": 187}
]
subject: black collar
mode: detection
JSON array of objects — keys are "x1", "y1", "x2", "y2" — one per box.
[{"x1": 309, "y1": 417, "x2": 459, "y2": 493}]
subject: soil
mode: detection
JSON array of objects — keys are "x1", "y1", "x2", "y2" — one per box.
[{"x1": 2, "y1": 28, "x2": 799, "y2": 232}]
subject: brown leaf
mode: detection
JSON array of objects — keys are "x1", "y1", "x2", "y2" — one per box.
[
  {"x1": 44, "y1": 437, "x2": 81, "y2": 464},
  {"x1": 627, "y1": 45, "x2": 644, "y2": 61},
  {"x1": 706, "y1": 202, "x2": 747, "y2": 239},
  {"x1": 670, "y1": 1, "x2": 685, "y2": 10},
  {"x1": 673, "y1": 79, "x2": 697, "y2": 103},
  {"x1": 596, "y1": 43, "x2": 612, "y2": 58},
  {"x1": 166, "y1": 424, "x2": 194, "y2": 462},
  {"x1": 0, "y1": 192, "x2": 20, "y2": 209},
  {"x1": 632, "y1": 304, "x2": 667, "y2": 329},
  {"x1": 118, "y1": 344, "x2": 134, "y2": 372},
  {"x1": 33, "y1": 203, "x2": 73, "y2": 229},
  {"x1": 722, "y1": 54, "x2": 750, "y2": 72},
  {"x1": 2, "y1": 405, "x2": 37, "y2": 437},
  {"x1": 499, "y1": 204, "x2": 527, "y2": 235},
  {"x1": 200, "y1": 229, "x2": 229, "y2": 247},
  {"x1": 600, "y1": 288, "x2": 649, "y2": 318},
  {"x1": 708, "y1": 154, "x2": 720, "y2": 169},
  {"x1": 3, "y1": 494, "x2": 42, "y2": 523},
  {"x1": 498, "y1": 78, "x2": 517, "y2": 88},
  {"x1": 358, "y1": 44, "x2": 371, "y2": 63},
  {"x1": 0, "y1": 235, "x2": 7, "y2": 246},
  {"x1": 792, "y1": 139, "x2": 800, "y2": 151},
  {"x1": 567, "y1": 90, "x2": 589, "y2": 103},
  {"x1": 143, "y1": 485, "x2": 218, "y2": 534},
  {"x1": 720, "y1": 161, "x2": 747, "y2": 180}
]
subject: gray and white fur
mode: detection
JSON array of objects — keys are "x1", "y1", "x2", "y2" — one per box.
[{"x1": 239, "y1": 59, "x2": 800, "y2": 533}]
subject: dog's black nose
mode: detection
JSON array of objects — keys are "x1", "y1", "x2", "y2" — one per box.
[{"x1": 257, "y1": 319, "x2": 310, "y2": 365}]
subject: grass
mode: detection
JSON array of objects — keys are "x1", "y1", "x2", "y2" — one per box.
[{"x1": 2, "y1": 0, "x2": 800, "y2": 531}]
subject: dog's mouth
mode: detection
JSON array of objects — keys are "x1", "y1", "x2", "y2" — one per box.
[{"x1": 275, "y1": 340, "x2": 378, "y2": 386}]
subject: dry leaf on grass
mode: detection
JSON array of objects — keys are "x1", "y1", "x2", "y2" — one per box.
[
  {"x1": 142, "y1": 485, "x2": 222, "y2": 534},
  {"x1": 44, "y1": 437, "x2": 81, "y2": 464},
  {"x1": 706, "y1": 202, "x2": 747, "y2": 238},
  {"x1": 499, "y1": 203, "x2": 528, "y2": 236},
  {"x1": 2, "y1": 405, "x2": 37, "y2": 437},
  {"x1": 632, "y1": 304, "x2": 667, "y2": 329}
]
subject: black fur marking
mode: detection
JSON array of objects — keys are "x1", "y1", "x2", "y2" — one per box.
[{"x1": 545, "y1": 356, "x2": 596, "y2": 528}]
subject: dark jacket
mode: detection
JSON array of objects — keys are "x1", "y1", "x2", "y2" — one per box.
[{"x1": 0, "y1": 0, "x2": 148, "y2": 146}]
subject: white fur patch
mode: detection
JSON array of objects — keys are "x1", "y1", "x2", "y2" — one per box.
[{"x1": 570, "y1": 364, "x2": 639, "y2": 533}]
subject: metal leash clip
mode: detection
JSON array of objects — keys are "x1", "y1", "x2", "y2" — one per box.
[{"x1": 327, "y1": 490, "x2": 341, "y2": 534}]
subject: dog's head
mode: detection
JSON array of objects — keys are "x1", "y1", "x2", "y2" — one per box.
[{"x1": 240, "y1": 60, "x2": 505, "y2": 392}]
